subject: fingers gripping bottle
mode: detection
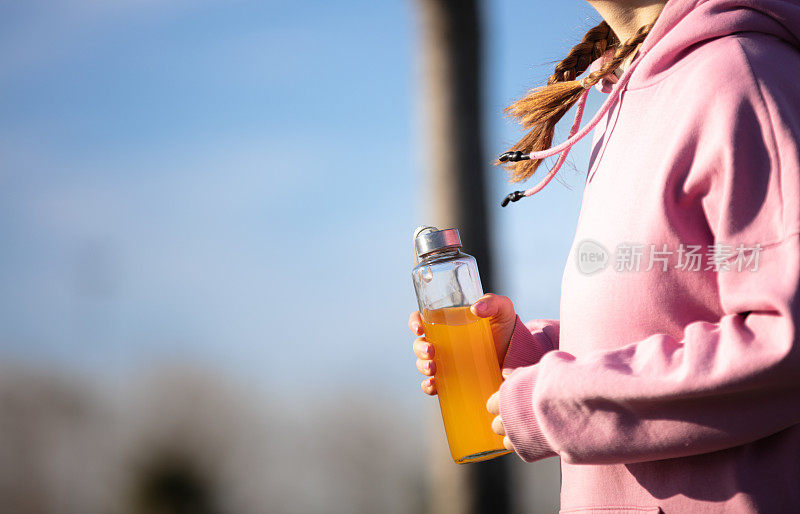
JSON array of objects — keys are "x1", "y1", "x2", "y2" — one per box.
[{"x1": 411, "y1": 226, "x2": 511, "y2": 463}]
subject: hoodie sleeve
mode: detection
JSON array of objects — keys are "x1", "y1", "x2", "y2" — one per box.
[
  {"x1": 498, "y1": 35, "x2": 800, "y2": 464},
  {"x1": 501, "y1": 316, "x2": 559, "y2": 374}
]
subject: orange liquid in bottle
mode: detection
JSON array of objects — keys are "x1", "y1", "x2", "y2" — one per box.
[{"x1": 422, "y1": 306, "x2": 511, "y2": 463}]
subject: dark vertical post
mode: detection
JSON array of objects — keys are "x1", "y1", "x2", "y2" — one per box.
[{"x1": 416, "y1": 0, "x2": 511, "y2": 512}]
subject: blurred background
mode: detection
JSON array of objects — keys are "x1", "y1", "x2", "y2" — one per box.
[{"x1": 0, "y1": 0, "x2": 612, "y2": 512}]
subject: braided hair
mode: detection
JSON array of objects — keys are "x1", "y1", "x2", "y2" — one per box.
[{"x1": 500, "y1": 21, "x2": 654, "y2": 183}]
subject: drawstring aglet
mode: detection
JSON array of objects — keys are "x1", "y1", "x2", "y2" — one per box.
[
  {"x1": 498, "y1": 151, "x2": 530, "y2": 163},
  {"x1": 501, "y1": 190, "x2": 526, "y2": 207},
  {"x1": 499, "y1": 151, "x2": 530, "y2": 207}
]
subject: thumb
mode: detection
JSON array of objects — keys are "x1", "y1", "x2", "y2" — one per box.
[{"x1": 470, "y1": 294, "x2": 515, "y2": 323}]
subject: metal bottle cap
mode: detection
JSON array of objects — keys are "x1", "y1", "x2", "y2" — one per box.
[{"x1": 413, "y1": 226, "x2": 462, "y2": 263}]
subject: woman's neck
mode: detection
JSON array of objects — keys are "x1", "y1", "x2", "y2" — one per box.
[{"x1": 586, "y1": 0, "x2": 667, "y2": 42}]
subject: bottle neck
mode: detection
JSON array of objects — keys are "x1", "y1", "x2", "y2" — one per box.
[{"x1": 418, "y1": 247, "x2": 461, "y2": 265}]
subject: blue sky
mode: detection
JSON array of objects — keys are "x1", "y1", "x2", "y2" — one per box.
[{"x1": 0, "y1": 0, "x2": 609, "y2": 401}]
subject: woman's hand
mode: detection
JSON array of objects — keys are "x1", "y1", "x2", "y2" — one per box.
[
  {"x1": 487, "y1": 391, "x2": 515, "y2": 451},
  {"x1": 470, "y1": 293, "x2": 517, "y2": 365},
  {"x1": 409, "y1": 293, "x2": 518, "y2": 396},
  {"x1": 409, "y1": 313, "x2": 438, "y2": 395}
]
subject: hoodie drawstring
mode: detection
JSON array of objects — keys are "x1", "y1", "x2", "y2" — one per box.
[{"x1": 500, "y1": 52, "x2": 646, "y2": 207}]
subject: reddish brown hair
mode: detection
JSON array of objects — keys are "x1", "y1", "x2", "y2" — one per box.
[{"x1": 500, "y1": 21, "x2": 654, "y2": 183}]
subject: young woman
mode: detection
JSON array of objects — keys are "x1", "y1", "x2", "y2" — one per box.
[{"x1": 410, "y1": 0, "x2": 800, "y2": 511}]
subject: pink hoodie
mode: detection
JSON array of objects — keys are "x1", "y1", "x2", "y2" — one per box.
[{"x1": 497, "y1": 0, "x2": 800, "y2": 512}]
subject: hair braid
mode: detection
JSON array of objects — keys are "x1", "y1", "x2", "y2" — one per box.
[
  {"x1": 500, "y1": 22, "x2": 653, "y2": 183},
  {"x1": 548, "y1": 21, "x2": 618, "y2": 85}
]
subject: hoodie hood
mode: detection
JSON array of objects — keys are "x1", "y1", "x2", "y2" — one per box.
[
  {"x1": 502, "y1": 0, "x2": 800, "y2": 206},
  {"x1": 628, "y1": 0, "x2": 800, "y2": 89}
]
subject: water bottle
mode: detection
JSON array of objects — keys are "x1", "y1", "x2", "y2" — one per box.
[{"x1": 411, "y1": 226, "x2": 510, "y2": 463}]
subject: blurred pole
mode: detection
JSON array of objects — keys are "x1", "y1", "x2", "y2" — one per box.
[{"x1": 415, "y1": 0, "x2": 512, "y2": 513}]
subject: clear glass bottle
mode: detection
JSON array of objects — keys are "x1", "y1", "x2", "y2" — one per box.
[{"x1": 411, "y1": 226, "x2": 510, "y2": 464}]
